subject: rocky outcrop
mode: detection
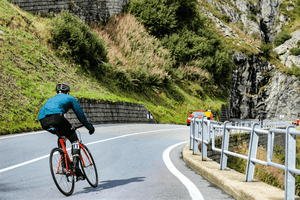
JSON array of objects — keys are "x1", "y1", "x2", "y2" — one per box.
[
  {"x1": 274, "y1": 29, "x2": 300, "y2": 68},
  {"x1": 212, "y1": 1, "x2": 240, "y2": 23},
  {"x1": 264, "y1": 71, "x2": 300, "y2": 120},
  {"x1": 229, "y1": 52, "x2": 275, "y2": 119},
  {"x1": 204, "y1": 0, "x2": 284, "y2": 43},
  {"x1": 230, "y1": 52, "x2": 300, "y2": 121},
  {"x1": 259, "y1": 0, "x2": 282, "y2": 42},
  {"x1": 201, "y1": 8, "x2": 237, "y2": 38},
  {"x1": 203, "y1": 0, "x2": 300, "y2": 121}
]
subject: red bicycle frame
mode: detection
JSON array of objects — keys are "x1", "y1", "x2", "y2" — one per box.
[
  {"x1": 79, "y1": 141, "x2": 93, "y2": 168},
  {"x1": 57, "y1": 138, "x2": 76, "y2": 176},
  {"x1": 56, "y1": 138, "x2": 93, "y2": 174}
]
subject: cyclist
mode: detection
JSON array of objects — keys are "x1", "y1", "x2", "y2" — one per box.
[{"x1": 38, "y1": 83, "x2": 95, "y2": 180}]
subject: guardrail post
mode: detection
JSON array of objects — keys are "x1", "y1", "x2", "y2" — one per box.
[
  {"x1": 193, "y1": 118, "x2": 199, "y2": 155},
  {"x1": 201, "y1": 117, "x2": 208, "y2": 161},
  {"x1": 267, "y1": 131, "x2": 275, "y2": 162},
  {"x1": 220, "y1": 121, "x2": 230, "y2": 170},
  {"x1": 285, "y1": 126, "x2": 296, "y2": 200},
  {"x1": 245, "y1": 123, "x2": 259, "y2": 182},
  {"x1": 190, "y1": 118, "x2": 194, "y2": 150}
]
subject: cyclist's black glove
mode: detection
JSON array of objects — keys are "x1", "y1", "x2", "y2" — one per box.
[{"x1": 89, "y1": 126, "x2": 95, "y2": 135}]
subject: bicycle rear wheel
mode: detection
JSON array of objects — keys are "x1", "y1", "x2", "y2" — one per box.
[
  {"x1": 80, "y1": 144, "x2": 98, "y2": 187},
  {"x1": 49, "y1": 148, "x2": 75, "y2": 196}
]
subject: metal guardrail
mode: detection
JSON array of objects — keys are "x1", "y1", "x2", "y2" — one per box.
[
  {"x1": 232, "y1": 120, "x2": 286, "y2": 129},
  {"x1": 190, "y1": 117, "x2": 298, "y2": 200}
]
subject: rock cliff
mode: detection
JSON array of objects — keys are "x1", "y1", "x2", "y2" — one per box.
[
  {"x1": 204, "y1": 0, "x2": 284, "y2": 43},
  {"x1": 229, "y1": 50, "x2": 300, "y2": 121},
  {"x1": 202, "y1": 0, "x2": 300, "y2": 121},
  {"x1": 274, "y1": 29, "x2": 300, "y2": 68}
]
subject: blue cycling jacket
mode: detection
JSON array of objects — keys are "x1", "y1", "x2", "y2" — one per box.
[{"x1": 38, "y1": 94, "x2": 93, "y2": 131}]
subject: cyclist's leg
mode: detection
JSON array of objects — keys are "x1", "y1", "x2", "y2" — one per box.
[
  {"x1": 70, "y1": 140, "x2": 85, "y2": 180},
  {"x1": 57, "y1": 117, "x2": 85, "y2": 180},
  {"x1": 40, "y1": 115, "x2": 68, "y2": 170}
]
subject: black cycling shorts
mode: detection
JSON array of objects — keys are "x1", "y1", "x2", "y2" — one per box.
[{"x1": 39, "y1": 114, "x2": 78, "y2": 143}]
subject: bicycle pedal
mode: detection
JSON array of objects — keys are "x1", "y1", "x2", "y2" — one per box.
[
  {"x1": 76, "y1": 175, "x2": 85, "y2": 181},
  {"x1": 66, "y1": 174, "x2": 73, "y2": 182}
]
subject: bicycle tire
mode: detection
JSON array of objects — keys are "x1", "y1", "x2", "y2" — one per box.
[
  {"x1": 80, "y1": 144, "x2": 98, "y2": 187},
  {"x1": 49, "y1": 148, "x2": 75, "y2": 196}
]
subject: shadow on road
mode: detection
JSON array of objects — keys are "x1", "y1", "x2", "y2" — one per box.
[{"x1": 77, "y1": 177, "x2": 146, "y2": 194}]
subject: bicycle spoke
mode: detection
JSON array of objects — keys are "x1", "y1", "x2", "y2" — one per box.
[
  {"x1": 50, "y1": 148, "x2": 75, "y2": 196},
  {"x1": 80, "y1": 144, "x2": 98, "y2": 188}
]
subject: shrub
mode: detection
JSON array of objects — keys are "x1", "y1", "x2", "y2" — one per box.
[
  {"x1": 274, "y1": 30, "x2": 292, "y2": 47},
  {"x1": 50, "y1": 10, "x2": 108, "y2": 70},
  {"x1": 297, "y1": 0, "x2": 300, "y2": 13},
  {"x1": 247, "y1": 14, "x2": 257, "y2": 22},
  {"x1": 127, "y1": 0, "x2": 233, "y2": 91},
  {"x1": 292, "y1": 64, "x2": 300, "y2": 78},
  {"x1": 221, "y1": 15, "x2": 232, "y2": 23},
  {"x1": 125, "y1": 0, "x2": 234, "y2": 97},
  {"x1": 161, "y1": 29, "x2": 232, "y2": 88},
  {"x1": 285, "y1": 69, "x2": 294, "y2": 76},
  {"x1": 126, "y1": 0, "x2": 178, "y2": 38},
  {"x1": 250, "y1": 6, "x2": 258, "y2": 15},
  {"x1": 290, "y1": 47, "x2": 300, "y2": 56},
  {"x1": 260, "y1": 42, "x2": 273, "y2": 59},
  {"x1": 161, "y1": 30, "x2": 203, "y2": 64},
  {"x1": 127, "y1": 0, "x2": 205, "y2": 38}
]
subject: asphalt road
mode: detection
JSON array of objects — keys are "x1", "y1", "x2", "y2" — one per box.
[{"x1": 0, "y1": 124, "x2": 235, "y2": 200}]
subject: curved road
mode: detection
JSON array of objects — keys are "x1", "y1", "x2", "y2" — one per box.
[{"x1": 0, "y1": 124, "x2": 235, "y2": 200}]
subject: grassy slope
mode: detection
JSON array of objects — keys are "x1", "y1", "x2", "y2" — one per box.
[{"x1": 0, "y1": 1, "x2": 225, "y2": 135}]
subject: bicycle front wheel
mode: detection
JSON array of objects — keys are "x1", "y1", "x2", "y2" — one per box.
[
  {"x1": 49, "y1": 148, "x2": 75, "y2": 196},
  {"x1": 80, "y1": 144, "x2": 98, "y2": 187}
]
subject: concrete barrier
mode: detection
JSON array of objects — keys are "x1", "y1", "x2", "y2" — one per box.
[
  {"x1": 8, "y1": 0, "x2": 130, "y2": 23},
  {"x1": 65, "y1": 99, "x2": 157, "y2": 126}
]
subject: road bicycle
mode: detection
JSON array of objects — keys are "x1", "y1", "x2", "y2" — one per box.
[{"x1": 48, "y1": 125, "x2": 98, "y2": 196}]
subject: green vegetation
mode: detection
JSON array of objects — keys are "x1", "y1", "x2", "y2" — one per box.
[
  {"x1": 127, "y1": 0, "x2": 233, "y2": 91},
  {"x1": 289, "y1": 40, "x2": 300, "y2": 56},
  {"x1": 246, "y1": 14, "x2": 257, "y2": 23},
  {"x1": 259, "y1": 42, "x2": 271, "y2": 59},
  {"x1": 286, "y1": 64, "x2": 300, "y2": 79},
  {"x1": 274, "y1": 30, "x2": 292, "y2": 47},
  {"x1": 279, "y1": 0, "x2": 300, "y2": 32},
  {"x1": 290, "y1": 47, "x2": 300, "y2": 56},
  {"x1": 227, "y1": 137, "x2": 300, "y2": 196},
  {"x1": 50, "y1": 11, "x2": 108, "y2": 71},
  {"x1": 0, "y1": 0, "x2": 226, "y2": 134}
]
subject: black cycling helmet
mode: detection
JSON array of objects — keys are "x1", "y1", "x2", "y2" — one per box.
[{"x1": 56, "y1": 83, "x2": 70, "y2": 93}]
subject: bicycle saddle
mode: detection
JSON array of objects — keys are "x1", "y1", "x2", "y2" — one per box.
[
  {"x1": 47, "y1": 126, "x2": 65, "y2": 138},
  {"x1": 47, "y1": 126, "x2": 57, "y2": 134}
]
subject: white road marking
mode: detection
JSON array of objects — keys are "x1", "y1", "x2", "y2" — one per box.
[
  {"x1": 85, "y1": 128, "x2": 188, "y2": 146},
  {"x1": 0, "y1": 131, "x2": 45, "y2": 140},
  {"x1": 163, "y1": 141, "x2": 204, "y2": 200},
  {"x1": 0, "y1": 155, "x2": 50, "y2": 173},
  {"x1": 0, "y1": 128, "x2": 188, "y2": 173}
]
